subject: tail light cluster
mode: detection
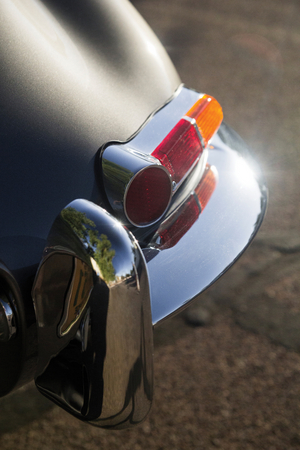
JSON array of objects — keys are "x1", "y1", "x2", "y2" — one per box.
[{"x1": 101, "y1": 89, "x2": 223, "y2": 227}]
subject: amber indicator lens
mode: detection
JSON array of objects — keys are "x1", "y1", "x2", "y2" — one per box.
[
  {"x1": 125, "y1": 166, "x2": 172, "y2": 226},
  {"x1": 152, "y1": 119, "x2": 202, "y2": 184},
  {"x1": 194, "y1": 164, "x2": 218, "y2": 210},
  {"x1": 186, "y1": 95, "x2": 223, "y2": 148}
]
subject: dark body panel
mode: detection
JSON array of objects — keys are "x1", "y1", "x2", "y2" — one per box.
[
  {"x1": 0, "y1": 0, "x2": 180, "y2": 270},
  {"x1": 0, "y1": 0, "x2": 179, "y2": 393}
]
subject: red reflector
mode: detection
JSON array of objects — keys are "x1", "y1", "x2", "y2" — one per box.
[
  {"x1": 186, "y1": 95, "x2": 223, "y2": 147},
  {"x1": 152, "y1": 119, "x2": 202, "y2": 184},
  {"x1": 194, "y1": 165, "x2": 218, "y2": 211},
  {"x1": 158, "y1": 195, "x2": 200, "y2": 249},
  {"x1": 125, "y1": 166, "x2": 172, "y2": 226}
]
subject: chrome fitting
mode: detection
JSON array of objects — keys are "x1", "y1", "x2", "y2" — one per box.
[{"x1": 0, "y1": 293, "x2": 17, "y2": 342}]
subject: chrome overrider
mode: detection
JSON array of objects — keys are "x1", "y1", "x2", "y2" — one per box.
[{"x1": 32, "y1": 199, "x2": 153, "y2": 429}]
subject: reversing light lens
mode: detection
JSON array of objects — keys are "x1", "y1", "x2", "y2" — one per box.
[
  {"x1": 152, "y1": 119, "x2": 202, "y2": 184},
  {"x1": 186, "y1": 95, "x2": 223, "y2": 148},
  {"x1": 125, "y1": 166, "x2": 172, "y2": 227}
]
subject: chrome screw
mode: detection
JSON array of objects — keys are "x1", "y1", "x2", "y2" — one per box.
[{"x1": 0, "y1": 293, "x2": 17, "y2": 342}]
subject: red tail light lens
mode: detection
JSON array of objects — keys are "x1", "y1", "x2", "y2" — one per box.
[
  {"x1": 186, "y1": 95, "x2": 223, "y2": 148},
  {"x1": 152, "y1": 119, "x2": 202, "y2": 184},
  {"x1": 124, "y1": 166, "x2": 172, "y2": 227}
]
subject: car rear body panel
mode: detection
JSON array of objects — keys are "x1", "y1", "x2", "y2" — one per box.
[{"x1": 0, "y1": 0, "x2": 267, "y2": 417}]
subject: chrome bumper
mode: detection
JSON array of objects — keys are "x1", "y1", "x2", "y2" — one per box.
[{"x1": 145, "y1": 122, "x2": 267, "y2": 325}]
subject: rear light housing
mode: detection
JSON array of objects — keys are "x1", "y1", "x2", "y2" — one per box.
[{"x1": 100, "y1": 86, "x2": 223, "y2": 227}]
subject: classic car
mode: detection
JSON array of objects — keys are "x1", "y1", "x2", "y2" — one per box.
[{"x1": 0, "y1": 0, "x2": 267, "y2": 429}]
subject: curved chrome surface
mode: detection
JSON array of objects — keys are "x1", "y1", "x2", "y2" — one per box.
[
  {"x1": 32, "y1": 199, "x2": 153, "y2": 429},
  {"x1": 144, "y1": 123, "x2": 268, "y2": 325}
]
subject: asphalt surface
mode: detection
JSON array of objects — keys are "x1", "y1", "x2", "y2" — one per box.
[{"x1": 1, "y1": 0, "x2": 300, "y2": 448}]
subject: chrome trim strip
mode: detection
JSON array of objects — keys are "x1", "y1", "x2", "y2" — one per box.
[
  {"x1": 183, "y1": 115, "x2": 206, "y2": 149},
  {"x1": 127, "y1": 86, "x2": 202, "y2": 155}
]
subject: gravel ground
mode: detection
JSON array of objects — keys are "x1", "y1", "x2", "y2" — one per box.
[
  {"x1": 2, "y1": 308, "x2": 300, "y2": 450},
  {"x1": 1, "y1": 0, "x2": 300, "y2": 448}
]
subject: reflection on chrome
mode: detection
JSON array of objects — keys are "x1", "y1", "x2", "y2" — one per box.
[
  {"x1": 58, "y1": 257, "x2": 93, "y2": 337},
  {"x1": 233, "y1": 154, "x2": 257, "y2": 187},
  {"x1": 152, "y1": 164, "x2": 218, "y2": 250},
  {"x1": 32, "y1": 199, "x2": 153, "y2": 429},
  {"x1": 61, "y1": 207, "x2": 116, "y2": 284}
]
